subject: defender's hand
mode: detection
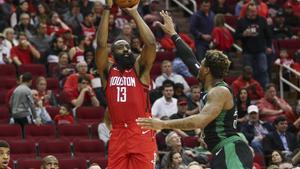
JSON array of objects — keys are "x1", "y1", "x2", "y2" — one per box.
[
  {"x1": 136, "y1": 117, "x2": 165, "y2": 130},
  {"x1": 157, "y1": 10, "x2": 176, "y2": 36}
]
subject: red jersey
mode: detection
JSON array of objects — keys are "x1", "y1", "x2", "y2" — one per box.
[
  {"x1": 11, "y1": 46, "x2": 33, "y2": 64},
  {"x1": 71, "y1": 47, "x2": 85, "y2": 64},
  {"x1": 54, "y1": 114, "x2": 74, "y2": 125},
  {"x1": 106, "y1": 66, "x2": 151, "y2": 125}
]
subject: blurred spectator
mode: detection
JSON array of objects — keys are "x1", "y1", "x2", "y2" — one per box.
[
  {"x1": 160, "y1": 132, "x2": 194, "y2": 169},
  {"x1": 267, "y1": 150, "x2": 285, "y2": 168},
  {"x1": 170, "y1": 96, "x2": 200, "y2": 137},
  {"x1": 84, "y1": 49, "x2": 96, "y2": 75},
  {"x1": 236, "y1": 88, "x2": 251, "y2": 125},
  {"x1": 107, "y1": 14, "x2": 122, "y2": 43},
  {"x1": 240, "y1": 105, "x2": 273, "y2": 154},
  {"x1": 92, "y1": 2, "x2": 104, "y2": 27},
  {"x1": 0, "y1": 140, "x2": 11, "y2": 169},
  {"x1": 235, "y1": 2, "x2": 272, "y2": 88},
  {"x1": 10, "y1": 72, "x2": 36, "y2": 129},
  {"x1": 0, "y1": 6, "x2": 9, "y2": 32},
  {"x1": 190, "y1": 0, "x2": 214, "y2": 61},
  {"x1": 54, "y1": 104, "x2": 74, "y2": 125},
  {"x1": 52, "y1": 0, "x2": 70, "y2": 16},
  {"x1": 130, "y1": 36, "x2": 142, "y2": 59},
  {"x1": 284, "y1": 0, "x2": 300, "y2": 18},
  {"x1": 35, "y1": 76, "x2": 58, "y2": 107},
  {"x1": 63, "y1": 61, "x2": 94, "y2": 92},
  {"x1": 283, "y1": 4, "x2": 300, "y2": 27},
  {"x1": 40, "y1": 155, "x2": 59, "y2": 169},
  {"x1": 274, "y1": 49, "x2": 294, "y2": 67},
  {"x1": 266, "y1": 0, "x2": 280, "y2": 17},
  {"x1": 239, "y1": 0, "x2": 269, "y2": 18},
  {"x1": 66, "y1": 75, "x2": 99, "y2": 107},
  {"x1": 50, "y1": 52, "x2": 74, "y2": 87},
  {"x1": 69, "y1": 35, "x2": 92, "y2": 64},
  {"x1": 2, "y1": 28, "x2": 18, "y2": 50},
  {"x1": 159, "y1": 26, "x2": 195, "y2": 52},
  {"x1": 173, "y1": 83, "x2": 186, "y2": 99},
  {"x1": 271, "y1": 10, "x2": 295, "y2": 40},
  {"x1": 13, "y1": 13, "x2": 35, "y2": 35},
  {"x1": 129, "y1": 19, "x2": 139, "y2": 37},
  {"x1": 32, "y1": 3, "x2": 49, "y2": 27},
  {"x1": 31, "y1": 89, "x2": 52, "y2": 125},
  {"x1": 63, "y1": 3, "x2": 83, "y2": 35},
  {"x1": 155, "y1": 60, "x2": 190, "y2": 94},
  {"x1": 27, "y1": 22, "x2": 53, "y2": 56},
  {"x1": 47, "y1": 36, "x2": 67, "y2": 63},
  {"x1": 165, "y1": 150, "x2": 187, "y2": 169},
  {"x1": 152, "y1": 80, "x2": 177, "y2": 118},
  {"x1": 5, "y1": 74, "x2": 22, "y2": 107},
  {"x1": 0, "y1": 1, "x2": 13, "y2": 22},
  {"x1": 211, "y1": 0, "x2": 231, "y2": 15},
  {"x1": 235, "y1": 0, "x2": 246, "y2": 16},
  {"x1": 172, "y1": 56, "x2": 193, "y2": 78},
  {"x1": 114, "y1": 9, "x2": 130, "y2": 29},
  {"x1": 211, "y1": 14, "x2": 234, "y2": 53},
  {"x1": 10, "y1": 0, "x2": 31, "y2": 28},
  {"x1": 61, "y1": 29, "x2": 74, "y2": 50},
  {"x1": 187, "y1": 85, "x2": 201, "y2": 114},
  {"x1": 98, "y1": 109, "x2": 111, "y2": 149},
  {"x1": 10, "y1": 32, "x2": 40, "y2": 66},
  {"x1": 116, "y1": 23, "x2": 135, "y2": 44},
  {"x1": 0, "y1": 33, "x2": 11, "y2": 64},
  {"x1": 257, "y1": 83, "x2": 294, "y2": 123},
  {"x1": 80, "y1": 10, "x2": 96, "y2": 40},
  {"x1": 79, "y1": 0, "x2": 94, "y2": 15},
  {"x1": 263, "y1": 116, "x2": 299, "y2": 157},
  {"x1": 47, "y1": 12, "x2": 71, "y2": 36},
  {"x1": 232, "y1": 66, "x2": 264, "y2": 101}
]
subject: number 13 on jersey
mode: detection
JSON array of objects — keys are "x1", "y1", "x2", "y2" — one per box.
[{"x1": 117, "y1": 87, "x2": 127, "y2": 102}]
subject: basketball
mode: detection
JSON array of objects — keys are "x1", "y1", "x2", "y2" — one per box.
[{"x1": 114, "y1": 0, "x2": 139, "y2": 8}]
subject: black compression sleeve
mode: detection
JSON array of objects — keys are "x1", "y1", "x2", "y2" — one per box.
[{"x1": 171, "y1": 34, "x2": 200, "y2": 77}]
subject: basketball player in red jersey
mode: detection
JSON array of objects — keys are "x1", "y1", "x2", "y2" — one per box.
[{"x1": 95, "y1": 0, "x2": 157, "y2": 169}]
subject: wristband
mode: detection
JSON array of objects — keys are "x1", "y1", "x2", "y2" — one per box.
[{"x1": 171, "y1": 34, "x2": 181, "y2": 42}]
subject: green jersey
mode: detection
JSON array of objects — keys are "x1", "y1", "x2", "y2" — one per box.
[{"x1": 202, "y1": 81, "x2": 238, "y2": 151}]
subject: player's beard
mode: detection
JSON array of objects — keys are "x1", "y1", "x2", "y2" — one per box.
[{"x1": 114, "y1": 52, "x2": 136, "y2": 71}]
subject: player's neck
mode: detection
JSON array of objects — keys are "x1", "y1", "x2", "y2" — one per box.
[{"x1": 204, "y1": 77, "x2": 222, "y2": 91}]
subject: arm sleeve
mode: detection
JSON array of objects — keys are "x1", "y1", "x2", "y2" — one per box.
[{"x1": 171, "y1": 34, "x2": 200, "y2": 77}]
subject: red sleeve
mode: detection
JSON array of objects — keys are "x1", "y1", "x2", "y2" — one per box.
[
  {"x1": 159, "y1": 36, "x2": 175, "y2": 51},
  {"x1": 211, "y1": 28, "x2": 221, "y2": 47},
  {"x1": 63, "y1": 74, "x2": 77, "y2": 91},
  {"x1": 179, "y1": 33, "x2": 195, "y2": 50},
  {"x1": 5, "y1": 88, "x2": 14, "y2": 107},
  {"x1": 68, "y1": 115, "x2": 74, "y2": 124},
  {"x1": 240, "y1": 4, "x2": 247, "y2": 18},
  {"x1": 231, "y1": 81, "x2": 240, "y2": 97},
  {"x1": 255, "y1": 82, "x2": 264, "y2": 99},
  {"x1": 10, "y1": 47, "x2": 18, "y2": 59}
]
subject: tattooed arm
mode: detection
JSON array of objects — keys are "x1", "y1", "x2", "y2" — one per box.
[{"x1": 137, "y1": 86, "x2": 233, "y2": 130}]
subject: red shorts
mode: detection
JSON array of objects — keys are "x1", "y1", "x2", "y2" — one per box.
[{"x1": 107, "y1": 123, "x2": 157, "y2": 169}]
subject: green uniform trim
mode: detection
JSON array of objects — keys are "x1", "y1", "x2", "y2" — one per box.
[
  {"x1": 224, "y1": 143, "x2": 244, "y2": 169},
  {"x1": 211, "y1": 135, "x2": 243, "y2": 154}
]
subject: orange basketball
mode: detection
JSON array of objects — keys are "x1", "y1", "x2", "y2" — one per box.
[{"x1": 114, "y1": 0, "x2": 139, "y2": 8}]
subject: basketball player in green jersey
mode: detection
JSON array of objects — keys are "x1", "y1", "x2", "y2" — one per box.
[{"x1": 137, "y1": 11, "x2": 253, "y2": 169}]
